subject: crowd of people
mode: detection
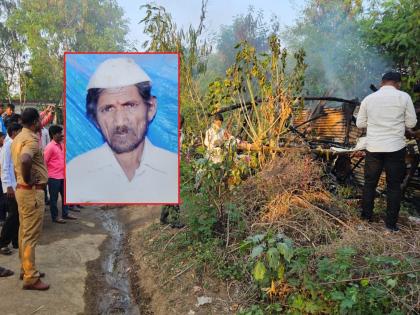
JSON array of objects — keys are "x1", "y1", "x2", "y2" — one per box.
[{"x1": 0, "y1": 104, "x2": 78, "y2": 290}]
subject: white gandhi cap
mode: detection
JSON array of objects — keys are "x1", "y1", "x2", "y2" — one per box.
[{"x1": 87, "y1": 57, "x2": 151, "y2": 90}]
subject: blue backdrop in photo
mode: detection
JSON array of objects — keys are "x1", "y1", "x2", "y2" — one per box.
[{"x1": 66, "y1": 53, "x2": 178, "y2": 162}]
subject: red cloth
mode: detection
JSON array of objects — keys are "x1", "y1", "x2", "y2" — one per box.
[
  {"x1": 44, "y1": 140, "x2": 64, "y2": 179},
  {"x1": 40, "y1": 110, "x2": 54, "y2": 128}
]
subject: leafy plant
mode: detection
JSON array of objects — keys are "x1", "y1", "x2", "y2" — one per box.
[
  {"x1": 242, "y1": 231, "x2": 294, "y2": 296},
  {"x1": 206, "y1": 34, "x2": 306, "y2": 166}
]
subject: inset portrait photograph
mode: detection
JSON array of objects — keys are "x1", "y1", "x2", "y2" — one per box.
[{"x1": 65, "y1": 53, "x2": 179, "y2": 203}]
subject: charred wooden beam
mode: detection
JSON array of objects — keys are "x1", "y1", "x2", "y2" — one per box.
[
  {"x1": 209, "y1": 96, "x2": 360, "y2": 117},
  {"x1": 302, "y1": 96, "x2": 360, "y2": 105}
]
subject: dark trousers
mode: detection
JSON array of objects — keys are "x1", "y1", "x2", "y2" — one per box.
[
  {"x1": 160, "y1": 205, "x2": 180, "y2": 223},
  {"x1": 48, "y1": 178, "x2": 68, "y2": 221},
  {"x1": 0, "y1": 184, "x2": 5, "y2": 221},
  {"x1": 44, "y1": 186, "x2": 49, "y2": 203},
  {"x1": 0, "y1": 195, "x2": 19, "y2": 248},
  {"x1": 361, "y1": 148, "x2": 406, "y2": 227}
]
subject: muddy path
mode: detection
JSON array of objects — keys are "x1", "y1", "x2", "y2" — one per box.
[
  {"x1": 84, "y1": 208, "x2": 140, "y2": 315},
  {"x1": 0, "y1": 206, "x2": 147, "y2": 315},
  {"x1": 0, "y1": 206, "x2": 107, "y2": 314},
  {"x1": 1, "y1": 205, "x2": 227, "y2": 314}
]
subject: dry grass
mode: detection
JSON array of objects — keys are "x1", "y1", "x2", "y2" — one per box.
[
  {"x1": 228, "y1": 150, "x2": 420, "y2": 312},
  {"x1": 232, "y1": 150, "x2": 420, "y2": 258}
]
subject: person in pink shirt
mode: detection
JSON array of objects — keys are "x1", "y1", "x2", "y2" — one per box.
[{"x1": 44, "y1": 125, "x2": 76, "y2": 223}]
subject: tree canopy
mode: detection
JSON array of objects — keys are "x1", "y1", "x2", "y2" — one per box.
[
  {"x1": 285, "y1": 0, "x2": 419, "y2": 99},
  {"x1": 1, "y1": 0, "x2": 129, "y2": 103},
  {"x1": 362, "y1": 0, "x2": 420, "y2": 89}
]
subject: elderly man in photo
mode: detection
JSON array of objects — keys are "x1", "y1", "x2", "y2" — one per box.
[
  {"x1": 356, "y1": 72, "x2": 417, "y2": 232},
  {"x1": 66, "y1": 58, "x2": 178, "y2": 203}
]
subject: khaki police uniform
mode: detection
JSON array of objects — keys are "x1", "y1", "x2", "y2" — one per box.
[{"x1": 11, "y1": 127, "x2": 48, "y2": 285}]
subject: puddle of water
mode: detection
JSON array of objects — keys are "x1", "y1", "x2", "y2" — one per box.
[{"x1": 98, "y1": 210, "x2": 140, "y2": 315}]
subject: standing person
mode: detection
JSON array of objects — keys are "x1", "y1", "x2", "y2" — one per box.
[
  {"x1": 40, "y1": 125, "x2": 50, "y2": 205},
  {"x1": 3, "y1": 104, "x2": 17, "y2": 129},
  {"x1": 40, "y1": 127, "x2": 50, "y2": 150},
  {"x1": 44, "y1": 125, "x2": 76, "y2": 223},
  {"x1": 11, "y1": 108, "x2": 49, "y2": 290},
  {"x1": 39, "y1": 105, "x2": 55, "y2": 206},
  {"x1": 0, "y1": 104, "x2": 7, "y2": 134},
  {"x1": 0, "y1": 132, "x2": 6, "y2": 225},
  {"x1": 0, "y1": 123, "x2": 22, "y2": 255},
  {"x1": 161, "y1": 115, "x2": 184, "y2": 228},
  {"x1": 204, "y1": 113, "x2": 241, "y2": 164},
  {"x1": 356, "y1": 72, "x2": 417, "y2": 232},
  {"x1": 204, "y1": 113, "x2": 228, "y2": 164}
]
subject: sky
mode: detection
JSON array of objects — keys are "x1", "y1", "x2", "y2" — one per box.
[{"x1": 117, "y1": 0, "x2": 307, "y2": 48}]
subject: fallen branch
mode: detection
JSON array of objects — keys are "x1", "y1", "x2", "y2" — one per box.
[
  {"x1": 319, "y1": 269, "x2": 420, "y2": 286},
  {"x1": 379, "y1": 282, "x2": 419, "y2": 314},
  {"x1": 163, "y1": 226, "x2": 187, "y2": 251},
  {"x1": 277, "y1": 221, "x2": 316, "y2": 248},
  {"x1": 295, "y1": 196, "x2": 354, "y2": 231},
  {"x1": 162, "y1": 263, "x2": 195, "y2": 286},
  {"x1": 30, "y1": 305, "x2": 45, "y2": 315}
]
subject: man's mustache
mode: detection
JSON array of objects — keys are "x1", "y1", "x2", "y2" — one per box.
[{"x1": 112, "y1": 125, "x2": 135, "y2": 135}]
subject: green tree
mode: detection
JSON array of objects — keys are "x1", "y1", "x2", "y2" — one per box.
[
  {"x1": 8, "y1": 0, "x2": 129, "y2": 102},
  {"x1": 216, "y1": 7, "x2": 278, "y2": 70},
  {"x1": 284, "y1": 0, "x2": 390, "y2": 99},
  {"x1": 139, "y1": 1, "x2": 212, "y2": 140},
  {"x1": 0, "y1": 0, "x2": 26, "y2": 102},
  {"x1": 0, "y1": 72, "x2": 8, "y2": 101},
  {"x1": 197, "y1": 8, "x2": 279, "y2": 94},
  {"x1": 362, "y1": 0, "x2": 420, "y2": 90}
]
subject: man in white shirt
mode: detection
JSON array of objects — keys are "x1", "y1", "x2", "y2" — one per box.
[
  {"x1": 40, "y1": 127, "x2": 50, "y2": 150},
  {"x1": 66, "y1": 58, "x2": 178, "y2": 203},
  {"x1": 356, "y1": 72, "x2": 417, "y2": 232},
  {"x1": 40, "y1": 127, "x2": 50, "y2": 205},
  {"x1": 204, "y1": 113, "x2": 239, "y2": 163},
  {"x1": 0, "y1": 123, "x2": 22, "y2": 255}
]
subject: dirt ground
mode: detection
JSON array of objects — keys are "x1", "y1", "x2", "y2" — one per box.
[
  {"x1": 0, "y1": 206, "x2": 108, "y2": 315},
  {"x1": 0, "y1": 205, "x2": 234, "y2": 315},
  {"x1": 121, "y1": 206, "x2": 238, "y2": 315}
]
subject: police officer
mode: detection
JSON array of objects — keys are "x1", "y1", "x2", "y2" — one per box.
[{"x1": 11, "y1": 108, "x2": 49, "y2": 290}]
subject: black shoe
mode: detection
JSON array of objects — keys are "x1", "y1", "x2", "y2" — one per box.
[
  {"x1": 0, "y1": 247, "x2": 12, "y2": 255},
  {"x1": 170, "y1": 222, "x2": 185, "y2": 229},
  {"x1": 385, "y1": 224, "x2": 400, "y2": 233}
]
